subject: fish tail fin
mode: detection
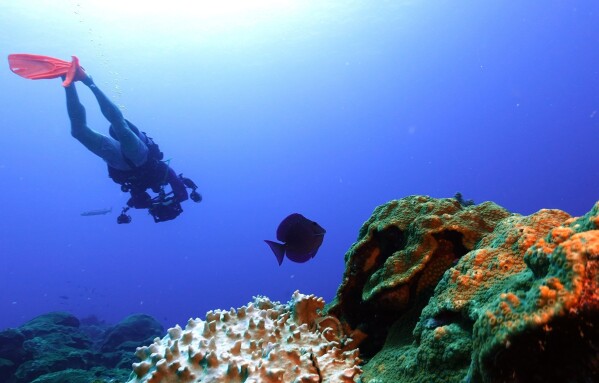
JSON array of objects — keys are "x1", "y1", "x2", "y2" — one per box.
[{"x1": 264, "y1": 240, "x2": 285, "y2": 265}]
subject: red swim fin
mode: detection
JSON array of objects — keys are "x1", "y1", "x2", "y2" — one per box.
[
  {"x1": 63, "y1": 55, "x2": 88, "y2": 87},
  {"x1": 8, "y1": 54, "x2": 86, "y2": 87},
  {"x1": 8, "y1": 54, "x2": 71, "y2": 80}
]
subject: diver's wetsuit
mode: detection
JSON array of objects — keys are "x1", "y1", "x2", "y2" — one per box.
[
  {"x1": 65, "y1": 78, "x2": 148, "y2": 171},
  {"x1": 64, "y1": 78, "x2": 188, "y2": 209}
]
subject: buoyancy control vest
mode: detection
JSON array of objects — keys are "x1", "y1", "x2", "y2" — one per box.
[
  {"x1": 108, "y1": 121, "x2": 202, "y2": 224},
  {"x1": 107, "y1": 122, "x2": 169, "y2": 194}
]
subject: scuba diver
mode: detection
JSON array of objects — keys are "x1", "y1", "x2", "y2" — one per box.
[
  {"x1": 66, "y1": 58, "x2": 201, "y2": 223},
  {"x1": 8, "y1": 54, "x2": 201, "y2": 223}
]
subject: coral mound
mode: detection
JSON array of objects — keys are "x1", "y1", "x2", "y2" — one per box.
[
  {"x1": 328, "y1": 195, "x2": 510, "y2": 355},
  {"x1": 342, "y1": 196, "x2": 598, "y2": 383},
  {"x1": 128, "y1": 291, "x2": 362, "y2": 383}
]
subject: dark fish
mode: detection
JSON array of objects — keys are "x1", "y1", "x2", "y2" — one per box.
[
  {"x1": 454, "y1": 192, "x2": 475, "y2": 207},
  {"x1": 59, "y1": 295, "x2": 69, "y2": 300},
  {"x1": 264, "y1": 213, "x2": 326, "y2": 265}
]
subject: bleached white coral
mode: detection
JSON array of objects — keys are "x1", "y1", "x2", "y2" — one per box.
[{"x1": 128, "y1": 291, "x2": 362, "y2": 383}]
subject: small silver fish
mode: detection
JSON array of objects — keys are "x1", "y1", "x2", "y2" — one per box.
[{"x1": 81, "y1": 207, "x2": 112, "y2": 216}]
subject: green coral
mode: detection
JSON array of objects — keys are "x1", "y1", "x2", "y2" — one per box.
[
  {"x1": 328, "y1": 195, "x2": 510, "y2": 357},
  {"x1": 339, "y1": 197, "x2": 598, "y2": 383}
]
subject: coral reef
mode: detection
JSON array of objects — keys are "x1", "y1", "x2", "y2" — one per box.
[
  {"x1": 128, "y1": 291, "x2": 361, "y2": 383},
  {"x1": 329, "y1": 196, "x2": 598, "y2": 383},
  {"x1": 327, "y1": 195, "x2": 511, "y2": 355},
  {"x1": 0, "y1": 312, "x2": 163, "y2": 383},
  {"x1": 4, "y1": 195, "x2": 596, "y2": 383},
  {"x1": 468, "y1": 205, "x2": 598, "y2": 382},
  {"x1": 101, "y1": 315, "x2": 165, "y2": 358}
]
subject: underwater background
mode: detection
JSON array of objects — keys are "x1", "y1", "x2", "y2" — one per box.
[{"x1": 0, "y1": 0, "x2": 597, "y2": 332}]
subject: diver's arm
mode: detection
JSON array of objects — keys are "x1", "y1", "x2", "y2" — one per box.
[
  {"x1": 167, "y1": 168, "x2": 189, "y2": 202},
  {"x1": 127, "y1": 190, "x2": 153, "y2": 209}
]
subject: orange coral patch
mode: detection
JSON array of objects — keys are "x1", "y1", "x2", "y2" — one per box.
[
  {"x1": 501, "y1": 292, "x2": 520, "y2": 307},
  {"x1": 417, "y1": 247, "x2": 456, "y2": 294},
  {"x1": 473, "y1": 250, "x2": 488, "y2": 266},
  {"x1": 451, "y1": 269, "x2": 460, "y2": 283},
  {"x1": 433, "y1": 326, "x2": 447, "y2": 340},
  {"x1": 550, "y1": 227, "x2": 574, "y2": 244},
  {"x1": 499, "y1": 301, "x2": 511, "y2": 315},
  {"x1": 486, "y1": 311, "x2": 498, "y2": 327},
  {"x1": 545, "y1": 277, "x2": 563, "y2": 290},
  {"x1": 457, "y1": 274, "x2": 471, "y2": 287}
]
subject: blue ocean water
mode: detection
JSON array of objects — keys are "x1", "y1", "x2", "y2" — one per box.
[{"x1": 0, "y1": 1, "x2": 597, "y2": 331}]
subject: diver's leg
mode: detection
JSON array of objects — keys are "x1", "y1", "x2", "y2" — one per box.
[
  {"x1": 64, "y1": 83, "x2": 128, "y2": 169},
  {"x1": 84, "y1": 79, "x2": 148, "y2": 167}
]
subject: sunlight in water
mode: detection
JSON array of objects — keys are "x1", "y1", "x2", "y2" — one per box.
[
  {"x1": 1, "y1": 0, "x2": 305, "y2": 42},
  {"x1": 75, "y1": 0, "x2": 301, "y2": 26},
  {"x1": 64, "y1": 0, "x2": 307, "y2": 47},
  {"x1": 156, "y1": 0, "x2": 298, "y2": 18}
]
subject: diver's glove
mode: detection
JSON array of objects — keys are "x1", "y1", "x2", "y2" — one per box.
[{"x1": 180, "y1": 174, "x2": 202, "y2": 203}]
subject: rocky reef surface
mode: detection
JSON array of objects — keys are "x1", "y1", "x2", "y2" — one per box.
[
  {"x1": 0, "y1": 311, "x2": 163, "y2": 383},
  {"x1": 2, "y1": 195, "x2": 597, "y2": 383}
]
